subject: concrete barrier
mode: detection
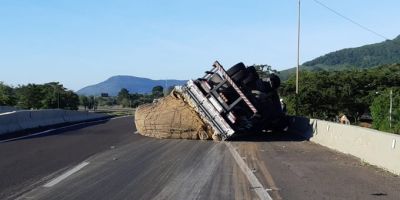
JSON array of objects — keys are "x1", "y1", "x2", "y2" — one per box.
[
  {"x1": 289, "y1": 116, "x2": 400, "y2": 175},
  {"x1": 0, "y1": 106, "x2": 19, "y2": 114},
  {"x1": 0, "y1": 110, "x2": 108, "y2": 136},
  {"x1": 14, "y1": 111, "x2": 32, "y2": 130},
  {"x1": 64, "y1": 110, "x2": 90, "y2": 122},
  {"x1": 0, "y1": 112, "x2": 22, "y2": 134}
]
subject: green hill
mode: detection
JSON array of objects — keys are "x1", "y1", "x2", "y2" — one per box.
[{"x1": 279, "y1": 35, "x2": 400, "y2": 80}]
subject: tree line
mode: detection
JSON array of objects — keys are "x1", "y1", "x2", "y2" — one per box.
[
  {"x1": 279, "y1": 63, "x2": 400, "y2": 134},
  {"x1": 1, "y1": 81, "x2": 172, "y2": 111},
  {"x1": 79, "y1": 85, "x2": 170, "y2": 110},
  {"x1": 115, "y1": 85, "x2": 167, "y2": 108},
  {"x1": 0, "y1": 82, "x2": 79, "y2": 110}
]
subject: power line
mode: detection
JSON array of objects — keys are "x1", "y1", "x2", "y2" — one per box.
[{"x1": 312, "y1": 0, "x2": 389, "y2": 40}]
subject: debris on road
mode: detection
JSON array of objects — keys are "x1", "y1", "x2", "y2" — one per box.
[
  {"x1": 135, "y1": 91, "x2": 214, "y2": 140},
  {"x1": 135, "y1": 61, "x2": 288, "y2": 141}
]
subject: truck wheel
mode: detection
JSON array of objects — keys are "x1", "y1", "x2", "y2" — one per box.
[
  {"x1": 231, "y1": 70, "x2": 248, "y2": 83},
  {"x1": 269, "y1": 74, "x2": 281, "y2": 89},
  {"x1": 246, "y1": 66, "x2": 259, "y2": 79},
  {"x1": 255, "y1": 79, "x2": 268, "y2": 93},
  {"x1": 242, "y1": 72, "x2": 257, "y2": 85},
  {"x1": 242, "y1": 66, "x2": 259, "y2": 86},
  {"x1": 227, "y1": 62, "x2": 246, "y2": 76}
]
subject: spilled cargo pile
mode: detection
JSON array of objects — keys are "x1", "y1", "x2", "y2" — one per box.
[
  {"x1": 134, "y1": 91, "x2": 215, "y2": 140},
  {"x1": 135, "y1": 61, "x2": 288, "y2": 141}
]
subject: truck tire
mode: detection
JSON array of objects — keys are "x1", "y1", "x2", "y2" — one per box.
[
  {"x1": 255, "y1": 79, "x2": 268, "y2": 93},
  {"x1": 231, "y1": 69, "x2": 248, "y2": 83},
  {"x1": 242, "y1": 66, "x2": 259, "y2": 86},
  {"x1": 227, "y1": 62, "x2": 246, "y2": 76},
  {"x1": 268, "y1": 73, "x2": 281, "y2": 89},
  {"x1": 242, "y1": 72, "x2": 257, "y2": 85}
]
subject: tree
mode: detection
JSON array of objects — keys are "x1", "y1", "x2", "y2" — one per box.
[
  {"x1": 13, "y1": 82, "x2": 80, "y2": 110},
  {"x1": 370, "y1": 88, "x2": 400, "y2": 134},
  {"x1": 279, "y1": 64, "x2": 400, "y2": 123},
  {"x1": 117, "y1": 88, "x2": 130, "y2": 107},
  {"x1": 80, "y1": 96, "x2": 89, "y2": 110},
  {"x1": 0, "y1": 82, "x2": 16, "y2": 106},
  {"x1": 40, "y1": 82, "x2": 65, "y2": 109},
  {"x1": 96, "y1": 96, "x2": 115, "y2": 107},
  {"x1": 152, "y1": 85, "x2": 164, "y2": 98},
  {"x1": 15, "y1": 84, "x2": 44, "y2": 109},
  {"x1": 253, "y1": 64, "x2": 278, "y2": 79},
  {"x1": 63, "y1": 91, "x2": 79, "y2": 110},
  {"x1": 87, "y1": 96, "x2": 98, "y2": 110}
]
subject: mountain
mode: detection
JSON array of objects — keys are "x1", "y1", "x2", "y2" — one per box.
[
  {"x1": 303, "y1": 35, "x2": 400, "y2": 69},
  {"x1": 279, "y1": 35, "x2": 400, "y2": 80},
  {"x1": 77, "y1": 76, "x2": 187, "y2": 96}
]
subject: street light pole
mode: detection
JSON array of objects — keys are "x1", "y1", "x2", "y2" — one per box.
[
  {"x1": 57, "y1": 92, "x2": 60, "y2": 109},
  {"x1": 296, "y1": 0, "x2": 301, "y2": 95},
  {"x1": 390, "y1": 89, "x2": 393, "y2": 129}
]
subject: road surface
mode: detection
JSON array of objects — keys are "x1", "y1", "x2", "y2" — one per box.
[{"x1": 0, "y1": 116, "x2": 399, "y2": 200}]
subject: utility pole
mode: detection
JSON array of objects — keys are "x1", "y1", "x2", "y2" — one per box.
[
  {"x1": 294, "y1": 0, "x2": 301, "y2": 115},
  {"x1": 57, "y1": 91, "x2": 60, "y2": 109},
  {"x1": 296, "y1": 0, "x2": 301, "y2": 95},
  {"x1": 52, "y1": 85, "x2": 60, "y2": 109},
  {"x1": 390, "y1": 89, "x2": 393, "y2": 129}
]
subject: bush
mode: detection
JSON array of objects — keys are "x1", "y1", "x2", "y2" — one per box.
[{"x1": 370, "y1": 88, "x2": 400, "y2": 134}]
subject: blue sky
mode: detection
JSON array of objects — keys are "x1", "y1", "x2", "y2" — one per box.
[{"x1": 0, "y1": 0, "x2": 399, "y2": 91}]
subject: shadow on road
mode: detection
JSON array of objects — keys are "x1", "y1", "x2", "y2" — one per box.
[
  {"x1": 227, "y1": 131, "x2": 308, "y2": 142},
  {"x1": 227, "y1": 117, "x2": 314, "y2": 142}
]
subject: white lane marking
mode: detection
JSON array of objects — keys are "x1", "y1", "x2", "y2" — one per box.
[
  {"x1": 43, "y1": 162, "x2": 90, "y2": 187},
  {"x1": 0, "y1": 111, "x2": 16, "y2": 115},
  {"x1": 225, "y1": 142, "x2": 273, "y2": 200},
  {"x1": 111, "y1": 115, "x2": 132, "y2": 120},
  {"x1": 1, "y1": 115, "x2": 132, "y2": 143}
]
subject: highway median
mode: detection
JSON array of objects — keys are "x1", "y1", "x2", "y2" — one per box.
[{"x1": 0, "y1": 109, "x2": 110, "y2": 141}]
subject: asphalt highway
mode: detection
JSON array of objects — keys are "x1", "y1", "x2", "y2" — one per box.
[{"x1": 0, "y1": 116, "x2": 399, "y2": 200}]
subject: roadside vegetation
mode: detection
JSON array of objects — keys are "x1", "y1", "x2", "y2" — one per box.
[
  {"x1": 78, "y1": 85, "x2": 166, "y2": 110},
  {"x1": 0, "y1": 82, "x2": 79, "y2": 110},
  {"x1": 0, "y1": 81, "x2": 169, "y2": 113},
  {"x1": 278, "y1": 63, "x2": 400, "y2": 134}
]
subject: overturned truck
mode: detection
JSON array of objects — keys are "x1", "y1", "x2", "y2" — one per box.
[{"x1": 135, "y1": 61, "x2": 288, "y2": 141}]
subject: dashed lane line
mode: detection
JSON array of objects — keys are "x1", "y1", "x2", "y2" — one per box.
[{"x1": 43, "y1": 162, "x2": 90, "y2": 188}]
